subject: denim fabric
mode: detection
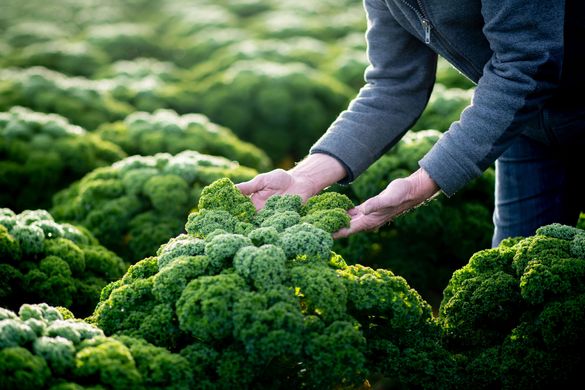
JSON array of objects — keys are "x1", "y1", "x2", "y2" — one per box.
[{"x1": 492, "y1": 135, "x2": 583, "y2": 247}]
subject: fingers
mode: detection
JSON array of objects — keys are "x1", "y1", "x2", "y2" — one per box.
[
  {"x1": 333, "y1": 216, "x2": 375, "y2": 239},
  {"x1": 332, "y1": 228, "x2": 350, "y2": 239},
  {"x1": 334, "y1": 195, "x2": 403, "y2": 238},
  {"x1": 334, "y1": 178, "x2": 420, "y2": 239},
  {"x1": 236, "y1": 176, "x2": 268, "y2": 211},
  {"x1": 361, "y1": 178, "x2": 412, "y2": 215},
  {"x1": 361, "y1": 196, "x2": 381, "y2": 215},
  {"x1": 333, "y1": 207, "x2": 385, "y2": 239},
  {"x1": 333, "y1": 204, "x2": 377, "y2": 239},
  {"x1": 237, "y1": 170, "x2": 292, "y2": 211},
  {"x1": 236, "y1": 169, "x2": 290, "y2": 196},
  {"x1": 249, "y1": 193, "x2": 262, "y2": 210},
  {"x1": 347, "y1": 207, "x2": 360, "y2": 217}
]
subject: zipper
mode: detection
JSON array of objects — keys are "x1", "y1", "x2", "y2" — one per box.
[
  {"x1": 416, "y1": 0, "x2": 432, "y2": 44},
  {"x1": 421, "y1": 19, "x2": 432, "y2": 44},
  {"x1": 399, "y1": 0, "x2": 482, "y2": 79},
  {"x1": 400, "y1": 0, "x2": 432, "y2": 44}
]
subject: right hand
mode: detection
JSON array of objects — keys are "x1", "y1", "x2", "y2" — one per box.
[
  {"x1": 236, "y1": 169, "x2": 317, "y2": 210},
  {"x1": 237, "y1": 153, "x2": 347, "y2": 211}
]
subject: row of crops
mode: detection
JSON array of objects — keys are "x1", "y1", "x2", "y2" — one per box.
[{"x1": 1, "y1": 0, "x2": 584, "y2": 388}]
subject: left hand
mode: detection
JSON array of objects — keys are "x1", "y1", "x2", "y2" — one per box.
[{"x1": 333, "y1": 168, "x2": 440, "y2": 239}]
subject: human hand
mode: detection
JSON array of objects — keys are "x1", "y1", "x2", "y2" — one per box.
[
  {"x1": 333, "y1": 168, "x2": 440, "y2": 239},
  {"x1": 236, "y1": 168, "x2": 316, "y2": 210},
  {"x1": 236, "y1": 153, "x2": 347, "y2": 210}
]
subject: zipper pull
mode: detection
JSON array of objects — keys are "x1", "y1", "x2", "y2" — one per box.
[{"x1": 421, "y1": 19, "x2": 432, "y2": 44}]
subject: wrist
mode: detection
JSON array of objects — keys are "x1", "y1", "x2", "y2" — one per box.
[
  {"x1": 289, "y1": 153, "x2": 347, "y2": 196},
  {"x1": 405, "y1": 168, "x2": 441, "y2": 204}
]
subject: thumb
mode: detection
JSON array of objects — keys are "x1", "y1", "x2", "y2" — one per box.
[
  {"x1": 362, "y1": 178, "x2": 413, "y2": 214},
  {"x1": 236, "y1": 175, "x2": 265, "y2": 195},
  {"x1": 361, "y1": 196, "x2": 382, "y2": 215}
]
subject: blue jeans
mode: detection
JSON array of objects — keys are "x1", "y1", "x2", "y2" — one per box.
[{"x1": 492, "y1": 134, "x2": 583, "y2": 247}]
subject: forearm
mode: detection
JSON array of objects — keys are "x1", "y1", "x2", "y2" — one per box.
[
  {"x1": 421, "y1": 0, "x2": 564, "y2": 197},
  {"x1": 310, "y1": 0, "x2": 436, "y2": 184},
  {"x1": 289, "y1": 153, "x2": 347, "y2": 196}
]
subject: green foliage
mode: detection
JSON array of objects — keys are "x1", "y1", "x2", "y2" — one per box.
[
  {"x1": 187, "y1": 37, "x2": 332, "y2": 81},
  {"x1": 255, "y1": 194, "x2": 303, "y2": 223},
  {"x1": 198, "y1": 177, "x2": 257, "y2": 222},
  {"x1": 302, "y1": 191, "x2": 354, "y2": 214},
  {"x1": 92, "y1": 178, "x2": 451, "y2": 389},
  {"x1": 0, "y1": 347, "x2": 50, "y2": 390},
  {"x1": 155, "y1": 234, "x2": 206, "y2": 269},
  {"x1": 4, "y1": 1, "x2": 581, "y2": 387},
  {"x1": 577, "y1": 213, "x2": 585, "y2": 230},
  {"x1": 280, "y1": 223, "x2": 334, "y2": 262},
  {"x1": 51, "y1": 152, "x2": 257, "y2": 262},
  {"x1": 96, "y1": 109, "x2": 271, "y2": 171},
  {"x1": 0, "y1": 67, "x2": 134, "y2": 130},
  {"x1": 204, "y1": 233, "x2": 253, "y2": 272},
  {"x1": 177, "y1": 272, "x2": 247, "y2": 342},
  {"x1": 249, "y1": 8, "x2": 365, "y2": 41},
  {"x1": 85, "y1": 23, "x2": 164, "y2": 62},
  {"x1": 303, "y1": 321, "x2": 367, "y2": 388},
  {"x1": 105, "y1": 74, "x2": 177, "y2": 114},
  {"x1": 260, "y1": 210, "x2": 301, "y2": 232},
  {"x1": 115, "y1": 335, "x2": 194, "y2": 389},
  {"x1": 0, "y1": 107, "x2": 126, "y2": 211},
  {"x1": 234, "y1": 245, "x2": 287, "y2": 290},
  {"x1": 90, "y1": 58, "x2": 186, "y2": 112},
  {"x1": 438, "y1": 225, "x2": 585, "y2": 388},
  {"x1": 153, "y1": 255, "x2": 210, "y2": 304},
  {"x1": 95, "y1": 58, "x2": 183, "y2": 82},
  {"x1": 246, "y1": 226, "x2": 281, "y2": 247},
  {"x1": 2, "y1": 21, "x2": 69, "y2": 48},
  {"x1": 334, "y1": 130, "x2": 494, "y2": 308},
  {"x1": 0, "y1": 303, "x2": 193, "y2": 389},
  {"x1": 318, "y1": 31, "x2": 368, "y2": 90},
  {"x1": 185, "y1": 209, "x2": 238, "y2": 238},
  {"x1": 33, "y1": 335, "x2": 76, "y2": 375},
  {"x1": 300, "y1": 192, "x2": 353, "y2": 233},
  {"x1": 167, "y1": 27, "x2": 250, "y2": 68},
  {"x1": 5, "y1": 41, "x2": 109, "y2": 77},
  {"x1": 0, "y1": 209, "x2": 126, "y2": 317},
  {"x1": 143, "y1": 174, "x2": 190, "y2": 216},
  {"x1": 435, "y1": 57, "x2": 476, "y2": 89},
  {"x1": 190, "y1": 60, "x2": 354, "y2": 164}
]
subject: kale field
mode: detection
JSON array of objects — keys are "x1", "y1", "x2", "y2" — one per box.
[{"x1": 1, "y1": 0, "x2": 584, "y2": 389}]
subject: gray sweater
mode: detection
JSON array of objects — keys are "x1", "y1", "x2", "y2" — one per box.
[{"x1": 310, "y1": 0, "x2": 583, "y2": 196}]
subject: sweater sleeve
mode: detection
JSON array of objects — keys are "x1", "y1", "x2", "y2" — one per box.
[
  {"x1": 419, "y1": 0, "x2": 565, "y2": 196},
  {"x1": 310, "y1": 0, "x2": 437, "y2": 183}
]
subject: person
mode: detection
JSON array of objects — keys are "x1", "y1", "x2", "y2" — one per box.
[{"x1": 237, "y1": 0, "x2": 585, "y2": 247}]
